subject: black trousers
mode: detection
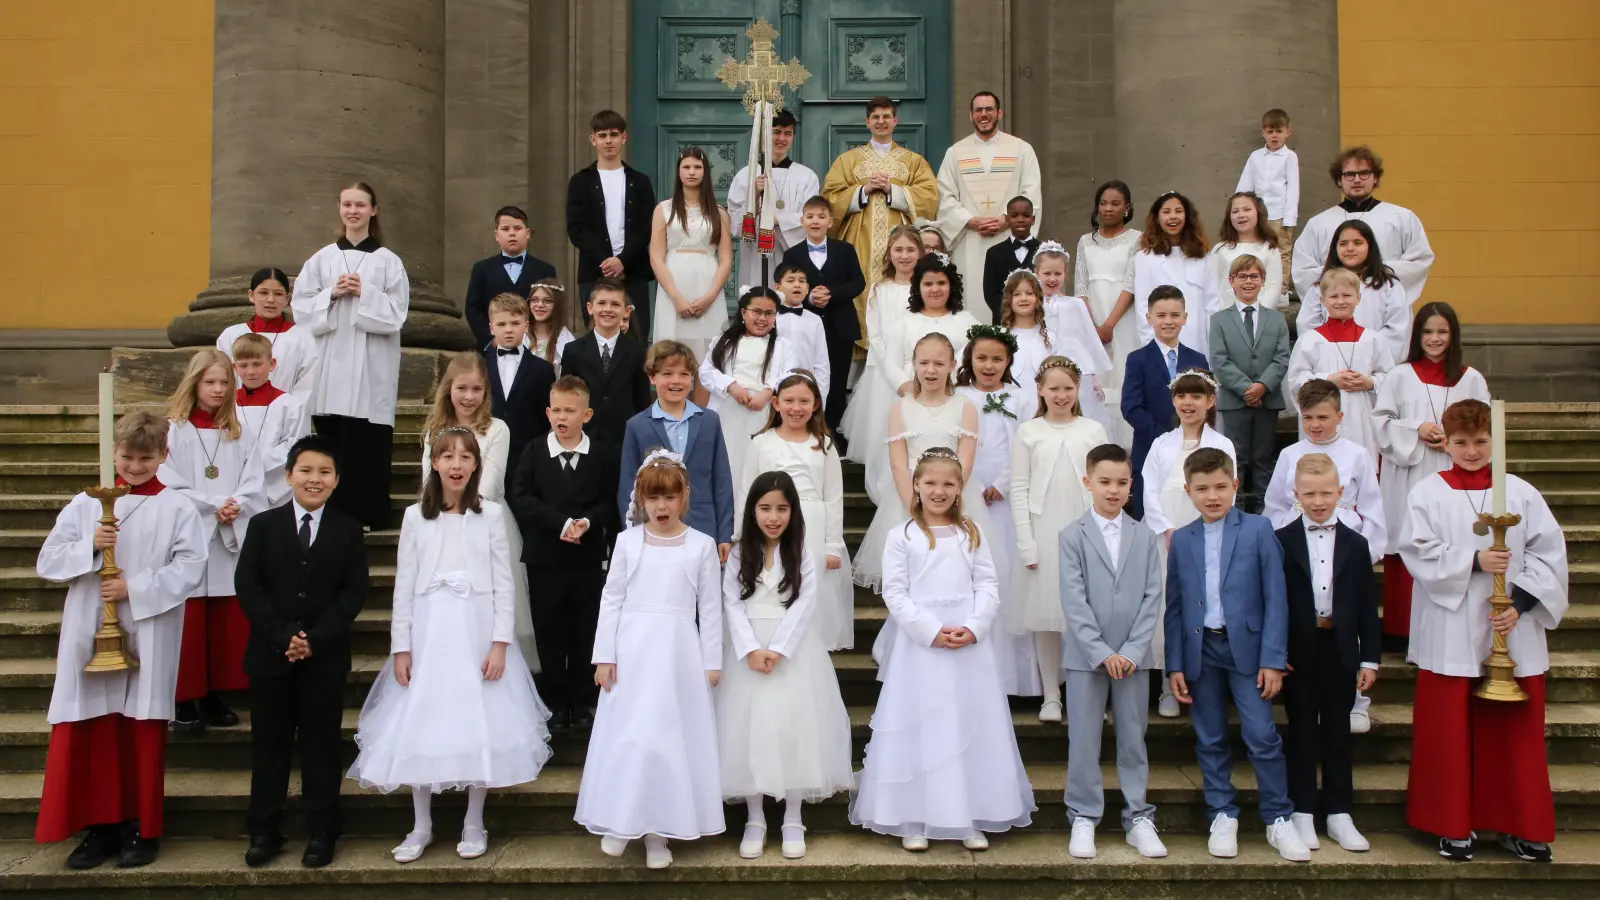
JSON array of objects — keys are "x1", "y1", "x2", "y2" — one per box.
[
  {"x1": 312, "y1": 415, "x2": 393, "y2": 529},
  {"x1": 529, "y1": 565, "x2": 604, "y2": 713},
  {"x1": 247, "y1": 665, "x2": 348, "y2": 836},
  {"x1": 823, "y1": 343, "x2": 852, "y2": 432},
  {"x1": 1283, "y1": 629, "x2": 1358, "y2": 815},
  {"x1": 1221, "y1": 406, "x2": 1279, "y2": 513},
  {"x1": 579, "y1": 276, "x2": 652, "y2": 343}
]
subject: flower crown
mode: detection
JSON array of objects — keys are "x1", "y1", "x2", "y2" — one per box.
[
  {"x1": 532, "y1": 281, "x2": 566, "y2": 294},
  {"x1": 1035, "y1": 239, "x2": 1068, "y2": 256},
  {"x1": 1038, "y1": 355, "x2": 1081, "y2": 378},
  {"x1": 1169, "y1": 367, "x2": 1219, "y2": 392},
  {"x1": 965, "y1": 323, "x2": 1018, "y2": 356},
  {"x1": 928, "y1": 250, "x2": 951, "y2": 267},
  {"x1": 918, "y1": 447, "x2": 961, "y2": 469},
  {"x1": 636, "y1": 448, "x2": 687, "y2": 477}
]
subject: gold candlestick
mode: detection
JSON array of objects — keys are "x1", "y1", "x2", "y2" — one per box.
[
  {"x1": 1473, "y1": 512, "x2": 1525, "y2": 702},
  {"x1": 83, "y1": 484, "x2": 138, "y2": 673}
]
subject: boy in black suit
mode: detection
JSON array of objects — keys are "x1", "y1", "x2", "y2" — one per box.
[
  {"x1": 566, "y1": 109, "x2": 657, "y2": 340},
  {"x1": 1275, "y1": 452, "x2": 1381, "y2": 855},
  {"x1": 510, "y1": 375, "x2": 615, "y2": 731},
  {"x1": 485, "y1": 293, "x2": 556, "y2": 489},
  {"x1": 780, "y1": 195, "x2": 866, "y2": 431},
  {"x1": 559, "y1": 279, "x2": 652, "y2": 481},
  {"x1": 235, "y1": 436, "x2": 370, "y2": 869},
  {"x1": 465, "y1": 205, "x2": 558, "y2": 350},
  {"x1": 982, "y1": 196, "x2": 1039, "y2": 318}
]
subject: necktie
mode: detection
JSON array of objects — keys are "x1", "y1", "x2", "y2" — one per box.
[
  {"x1": 600, "y1": 341, "x2": 612, "y2": 377},
  {"x1": 298, "y1": 513, "x2": 313, "y2": 551},
  {"x1": 1243, "y1": 304, "x2": 1255, "y2": 341},
  {"x1": 561, "y1": 451, "x2": 577, "y2": 472},
  {"x1": 497, "y1": 347, "x2": 519, "y2": 357},
  {"x1": 1166, "y1": 349, "x2": 1177, "y2": 380}
]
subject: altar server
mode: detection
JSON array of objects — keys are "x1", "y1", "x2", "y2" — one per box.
[
  {"x1": 1295, "y1": 219, "x2": 1412, "y2": 365},
  {"x1": 1292, "y1": 146, "x2": 1434, "y2": 304},
  {"x1": 231, "y1": 333, "x2": 311, "y2": 509},
  {"x1": 1285, "y1": 269, "x2": 1392, "y2": 463},
  {"x1": 216, "y1": 267, "x2": 320, "y2": 404},
  {"x1": 727, "y1": 109, "x2": 820, "y2": 289}
]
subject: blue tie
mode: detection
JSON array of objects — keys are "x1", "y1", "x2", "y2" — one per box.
[{"x1": 1166, "y1": 349, "x2": 1177, "y2": 380}]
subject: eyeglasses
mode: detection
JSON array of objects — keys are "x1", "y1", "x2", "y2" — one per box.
[
  {"x1": 1230, "y1": 273, "x2": 1264, "y2": 283},
  {"x1": 971, "y1": 106, "x2": 997, "y2": 114},
  {"x1": 529, "y1": 297, "x2": 555, "y2": 307},
  {"x1": 1341, "y1": 170, "x2": 1375, "y2": 180},
  {"x1": 745, "y1": 309, "x2": 776, "y2": 320}
]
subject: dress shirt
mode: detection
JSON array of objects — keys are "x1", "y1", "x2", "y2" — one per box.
[
  {"x1": 502, "y1": 253, "x2": 525, "y2": 282},
  {"x1": 594, "y1": 330, "x2": 619, "y2": 356},
  {"x1": 550, "y1": 432, "x2": 593, "y2": 535},
  {"x1": 1302, "y1": 514, "x2": 1380, "y2": 670},
  {"x1": 1202, "y1": 517, "x2": 1225, "y2": 629},
  {"x1": 1156, "y1": 338, "x2": 1180, "y2": 381},
  {"x1": 1236, "y1": 145, "x2": 1300, "y2": 226},
  {"x1": 1094, "y1": 509, "x2": 1122, "y2": 563},
  {"x1": 1014, "y1": 237, "x2": 1031, "y2": 262},
  {"x1": 292, "y1": 500, "x2": 325, "y2": 546},
  {"x1": 1238, "y1": 301, "x2": 1258, "y2": 341},
  {"x1": 807, "y1": 241, "x2": 828, "y2": 268},
  {"x1": 495, "y1": 345, "x2": 522, "y2": 389},
  {"x1": 650, "y1": 400, "x2": 704, "y2": 456},
  {"x1": 598, "y1": 166, "x2": 627, "y2": 255}
]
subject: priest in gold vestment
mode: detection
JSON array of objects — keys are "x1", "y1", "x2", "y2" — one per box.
[{"x1": 820, "y1": 95, "x2": 939, "y2": 342}]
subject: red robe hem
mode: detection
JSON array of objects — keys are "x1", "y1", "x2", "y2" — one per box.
[
  {"x1": 35, "y1": 715, "x2": 166, "y2": 842},
  {"x1": 1382, "y1": 554, "x2": 1413, "y2": 637},
  {"x1": 175, "y1": 595, "x2": 250, "y2": 700}
]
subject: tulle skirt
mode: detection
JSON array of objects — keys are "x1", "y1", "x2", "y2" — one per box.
[
  {"x1": 799, "y1": 496, "x2": 857, "y2": 650},
  {"x1": 973, "y1": 496, "x2": 1042, "y2": 696},
  {"x1": 714, "y1": 397, "x2": 771, "y2": 490},
  {"x1": 840, "y1": 362, "x2": 896, "y2": 472}
]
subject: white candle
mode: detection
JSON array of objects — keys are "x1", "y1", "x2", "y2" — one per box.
[
  {"x1": 1490, "y1": 399, "x2": 1507, "y2": 515},
  {"x1": 97, "y1": 372, "x2": 116, "y2": 488}
]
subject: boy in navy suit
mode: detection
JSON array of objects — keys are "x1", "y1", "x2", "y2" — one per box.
[
  {"x1": 780, "y1": 195, "x2": 865, "y2": 431},
  {"x1": 1122, "y1": 285, "x2": 1208, "y2": 519},
  {"x1": 485, "y1": 293, "x2": 555, "y2": 492},
  {"x1": 1165, "y1": 447, "x2": 1309, "y2": 863},
  {"x1": 616, "y1": 341, "x2": 734, "y2": 562},
  {"x1": 560, "y1": 279, "x2": 652, "y2": 486},
  {"x1": 465, "y1": 205, "x2": 558, "y2": 349}
]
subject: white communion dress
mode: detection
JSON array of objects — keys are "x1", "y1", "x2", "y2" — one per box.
[
  {"x1": 1009, "y1": 415, "x2": 1107, "y2": 633},
  {"x1": 841, "y1": 280, "x2": 913, "y2": 465},
  {"x1": 653, "y1": 201, "x2": 728, "y2": 353}
]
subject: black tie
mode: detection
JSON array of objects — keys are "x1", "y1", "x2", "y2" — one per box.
[
  {"x1": 600, "y1": 342, "x2": 612, "y2": 377},
  {"x1": 497, "y1": 347, "x2": 519, "y2": 357},
  {"x1": 1243, "y1": 305, "x2": 1255, "y2": 341},
  {"x1": 778, "y1": 305, "x2": 804, "y2": 316},
  {"x1": 298, "y1": 513, "x2": 313, "y2": 551},
  {"x1": 501, "y1": 255, "x2": 524, "y2": 265},
  {"x1": 561, "y1": 451, "x2": 577, "y2": 471}
]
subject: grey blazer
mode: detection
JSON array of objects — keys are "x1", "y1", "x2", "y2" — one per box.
[
  {"x1": 1057, "y1": 510, "x2": 1164, "y2": 672},
  {"x1": 1207, "y1": 303, "x2": 1291, "y2": 411}
]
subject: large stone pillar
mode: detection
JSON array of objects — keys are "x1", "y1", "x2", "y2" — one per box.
[
  {"x1": 168, "y1": 0, "x2": 469, "y2": 350},
  {"x1": 1112, "y1": 0, "x2": 1340, "y2": 231}
]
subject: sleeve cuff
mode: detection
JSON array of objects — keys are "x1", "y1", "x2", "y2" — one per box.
[
  {"x1": 1360, "y1": 661, "x2": 1380, "y2": 671},
  {"x1": 1511, "y1": 584, "x2": 1542, "y2": 615}
]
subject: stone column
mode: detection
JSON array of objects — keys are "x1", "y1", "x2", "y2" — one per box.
[
  {"x1": 949, "y1": 0, "x2": 1011, "y2": 141},
  {"x1": 168, "y1": 0, "x2": 469, "y2": 350},
  {"x1": 1112, "y1": 0, "x2": 1340, "y2": 231}
]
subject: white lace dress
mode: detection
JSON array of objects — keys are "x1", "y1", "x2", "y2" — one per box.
[
  {"x1": 1074, "y1": 229, "x2": 1142, "y2": 448},
  {"x1": 653, "y1": 201, "x2": 729, "y2": 353}
]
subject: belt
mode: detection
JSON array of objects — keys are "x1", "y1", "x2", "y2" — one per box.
[
  {"x1": 1204, "y1": 626, "x2": 1227, "y2": 635},
  {"x1": 671, "y1": 247, "x2": 710, "y2": 255},
  {"x1": 1316, "y1": 616, "x2": 1335, "y2": 630}
]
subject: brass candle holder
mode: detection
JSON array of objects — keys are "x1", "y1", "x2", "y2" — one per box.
[
  {"x1": 83, "y1": 484, "x2": 138, "y2": 673},
  {"x1": 1473, "y1": 512, "x2": 1524, "y2": 702}
]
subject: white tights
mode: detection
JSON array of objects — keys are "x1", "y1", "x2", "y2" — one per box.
[
  {"x1": 746, "y1": 792, "x2": 806, "y2": 828},
  {"x1": 411, "y1": 785, "x2": 489, "y2": 837},
  {"x1": 1035, "y1": 631, "x2": 1062, "y2": 705}
]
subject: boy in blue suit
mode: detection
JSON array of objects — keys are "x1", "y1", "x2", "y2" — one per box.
[
  {"x1": 616, "y1": 340, "x2": 734, "y2": 562},
  {"x1": 1122, "y1": 286, "x2": 1208, "y2": 520},
  {"x1": 1164, "y1": 447, "x2": 1309, "y2": 863}
]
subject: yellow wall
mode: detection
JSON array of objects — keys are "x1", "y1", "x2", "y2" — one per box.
[
  {"x1": 0, "y1": 0, "x2": 212, "y2": 330},
  {"x1": 1339, "y1": 0, "x2": 1600, "y2": 324}
]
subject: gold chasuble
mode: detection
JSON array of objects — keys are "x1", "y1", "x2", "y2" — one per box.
[{"x1": 821, "y1": 143, "x2": 939, "y2": 340}]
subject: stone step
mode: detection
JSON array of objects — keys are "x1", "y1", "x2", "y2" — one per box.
[
  {"x1": 1509, "y1": 430, "x2": 1600, "y2": 460},
  {"x1": 1, "y1": 761, "x2": 1598, "y2": 841},
  {"x1": 1514, "y1": 460, "x2": 1600, "y2": 492},
  {"x1": 1506, "y1": 403, "x2": 1600, "y2": 429}
]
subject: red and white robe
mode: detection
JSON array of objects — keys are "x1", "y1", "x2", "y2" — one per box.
[
  {"x1": 236, "y1": 384, "x2": 310, "y2": 508},
  {"x1": 216, "y1": 315, "x2": 321, "y2": 406},
  {"x1": 1285, "y1": 317, "x2": 1393, "y2": 465}
]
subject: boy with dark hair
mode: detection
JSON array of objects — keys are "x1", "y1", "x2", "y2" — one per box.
[
  {"x1": 779, "y1": 195, "x2": 866, "y2": 429},
  {"x1": 485, "y1": 293, "x2": 556, "y2": 494},
  {"x1": 727, "y1": 108, "x2": 820, "y2": 288},
  {"x1": 772, "y1": 261, "x2": 831, "y2": 403},
  {"x1": 567, "y1": 110, "x2": 657, "y2": 340},
  {"x1": 981, "y1": 196, "x2": 1039, "y2": 318},
  {"x1": 560, "y1": 279, "x2": 652, "y2": 484},
  {"x1": 1121, "y1": 286, "x2": 1207, "y2": 519},
  {"x1": 465, "y1": 205, "x2": 558, "y2": 350}
]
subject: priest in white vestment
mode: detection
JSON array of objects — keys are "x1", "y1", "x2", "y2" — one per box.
[
  {"x1": 727, "y1": 109, "x2": 820, "y2": 289},
  {"x1": 1292, "y1": 146, "x2": 1434, "y2": 303}
]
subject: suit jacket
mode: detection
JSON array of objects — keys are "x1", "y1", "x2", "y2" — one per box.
[
  {"x1": 566, "y1": 163, "x2": 656, "y2": 283},
  {"x1": 983, "y1": 236, "x2": 1039, "y2": 319},
  {"x1": 1121, "y1": 340, "x2": 1210, "y2": 463},
  {"x1": 1164, "y1": 506, "x2": 1289, "y2": 678},
  {"x1": 1058, "y1": 510, "x2": 1164, "y2": 671},
  {"x1": 617, "y1": 407, "x2": 735, "y2": 544},
  {"x1": 485, "y1": 348, "x2": 555, "y2": 489},
  {"x1": 780, "y1": 238, "x2": 865, "y2": 346},
  {"x1": 510, "y1": 436, "x2": 616, "y2": 567},
  {"x1": 1276, "y1": 520, "x2": 1381, "y2": 673},
  {"x1": 559, "y1": 332, "x2": 652, "y2": 451},
  {"x1": 1208, "y1": 303, "x2": 1291, "y2": 411},
  {"x1": 464, "y1": 252, "x2": 558, "y2": 350},
  {"x1": 234, "y1": 503, "x2": 369, "y2": 679}
]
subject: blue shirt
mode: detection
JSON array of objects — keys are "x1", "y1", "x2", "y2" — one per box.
[
  {"x1": 1203, "y1": 517, "x2": 1225, "y2": 629},
  {"x1": 501, "y1": 253, "x2": 525, "y2": 282},
  {"x1": 650, "y1": 400, "x2": 704, "y2": 455}
]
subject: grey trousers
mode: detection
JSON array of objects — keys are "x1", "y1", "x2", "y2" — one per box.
[{"x1": 1064, "y1": 668, "x2": 1155, "y2": 829}]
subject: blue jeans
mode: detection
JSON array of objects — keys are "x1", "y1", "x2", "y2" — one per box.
[{"x1": 1189, "y1": 630, "x2": 1292, "y2": 824}]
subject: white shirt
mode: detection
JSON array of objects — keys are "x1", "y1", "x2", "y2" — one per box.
[
  {"x1": 1014, "y1": 238, "x2": 1031, "y2": 262},
  {"x1": 598, "y1": 166, "x2": 627, "y2": 256},
  {"x1": 595, "y1": 330, "x2": 620, "y2": 356},
  {"x1": 549, "y1": 431, "x2": 592, "y2": 535},
  {"x1": 807, "y1": 241, "x2": 828, "y2": 268},
  {"x1": 1236, "y1": 300, "x2": 1260, "y2": 340},
  {"x1": 494, "y1": 346, "x2": 522, "y2": 390},
  {"x1": 773, "y1": 303, "x2": 832, "y2": 402},
  {"x1": 1303, "y1": 514, "x2": 1337, "y2": 617},
  {"x1": 1094, "y1": 508, "x2": 1122, "y2": 562},
  {"x1": 1236, "y1": 146, "x2": 1301, "y2": 226},
  {"x1": 292, "y1": 500, "x2": 325, "y2": 545}
]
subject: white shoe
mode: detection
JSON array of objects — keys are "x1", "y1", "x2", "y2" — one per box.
[
  {"x1": 392, "y1": 831, "x2": 432, "y2": 864},
  {"x1": 599, "y1": 835, "x2": 629, "y2": 858},
  {"x1": 456, "y1": 827, "x2": 488, "y2": 859},
  {"x1": 1350, "y1": 708, "x2": 1371, "y2": 734},
  {"x1": 1125, "y1": 816, "x2": 1167, "y2": 858},
  {"x1": 1326, "y1": 814, "x2": 1370, "y2": 852},
  {"x1": 1268, "y1": 816, "x2": 1312, "y2": 862},
  {"x1": 963, "y1": 833, "x2": 989, "y2": 851},
  {"x1": 1158, "y1": 691, "x2": 1181, "y2": 718},
  {"x1": 1069, "y1": 817, "x2": 1096, "y2": 859},
  {"x1": 1208, "y1": 814, "x2": 1239, "y2": 858},
  {"x1": 1291, "y1": 812, "x2": 1320, "y2": 850},
  {"x1": 1038, "y1": 699, "x2": 1063, "y2": 723},
  {"x1": 901, "y1": 834, "x2": 929, "y2": 852},
  {"x1": 739, "y1": 822, "x2": 767, "y2": 859},
  {"x1": 781, "y1": 824, "x2": 806, "y2": 859},
  {"x1": 644, "y1": 835, "x2": 672, "y2": 869}
]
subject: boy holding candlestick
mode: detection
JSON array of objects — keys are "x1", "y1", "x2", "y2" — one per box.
[
  {"x1": 1399, "y1": 399, "x2": 1567, "y2": 862},
  {"x1": 35, "y1": 411, "x2": 208, "y2": 868}
]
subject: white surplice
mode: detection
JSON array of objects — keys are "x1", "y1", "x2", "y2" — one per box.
[
  {"x1": 728, "y1": 160, "x2": 821, "y2": 289},
  {"x1": 160, "y1": 420, "x2": 267, "y2": 597},
  {"x1": 216, "y1": 321, "x2": 321, "y2": 406},
  {"x1": 934, "y1": 131, "x2": 1043, "y2": 323},
  {"x1": 1128, "y1": 248, "x2": 1220, "y2": 360},
  {"x1": 1262, "y1": 437, "x2": 1386, "y2": 562},
  {"x1": 1296, "y1": 278, "x2": 1412, "y2": 366},
  {"x1": 237, "y1": 392, "x2": 310, "y2": 508},
  {"x1": 1285, "y1": 328, "x2": 1393, "y2": 464},
  {"x1": 291, "y1": 241, "x2": 410, "y2": 426},
  {"x1": 1372, "y1": 364, "x2": 1492, "y2": 555},
  {"x1": 1291, "y1": 201, "x2": 1434, "y2": 303}
]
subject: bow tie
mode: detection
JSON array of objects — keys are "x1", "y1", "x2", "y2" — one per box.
[
  {"x1": 1307, "y1": 523, "x2": 1336, "y2": 533},
  {"x1": 807, "y1": 244, "x2": 827, "y2": 253},
  {"x1": 496, "y1": 347, "x2": 520, "y2": 357},
  {"x1": 501, "y1": 255, "x2": 525, "y2": 264},
  {"x1": 778, "y1": 305, "x2": 804, "y2": 316}
]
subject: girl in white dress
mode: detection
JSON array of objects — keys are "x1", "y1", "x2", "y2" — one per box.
[
  {"x1": 1286, "y1": 268, "x2": 1393, "y2": 463},
  {"x1": 841, "y1": 224, "x2": 921, "y2": 465},
  {"x1": 1009, "y1": 262, "x2": 1114, "y2": 434},
  {"x1": 215, "y1": 267, "x2": 320, "y2": 404},
  {"x1": 575, "y1": 451, "x2": 724, "y2": 869},
  {"x1": 1139, "y1": 370, "x2": 1237, "y2": 718},
  {"x1": 855, "y1": 332, "x2": 979, "y2": 593},
  {"x1": 420, "y1": 352, "x2": 537, "y2": 672},
  {"x1": 1074, "y1": 181, "x2": 1142, "y2": 447},
  {"x1": 1297, "y1": 219, "x2": 1412, "y2": 364},
  {"x1": 738, "y1": 371, "x2": 854, "y2": 650},
  {"x1": 1010, "y1": 357, "x2": 1109, "y2": 722},
  {"x1": 1211, "y1": 191, "x2": 1285, "y2": 311},
  {"x1": 1372, "y1": 302, "x2": 1490, "y2": 639},
  {"x1": 954, "y1": 328, "x2": 1040, "y2": 696},
  {"x1": 650, "y1": 146, "x2": 733, "y2": 359},
  {"x1": 701, "y1": 287, "x2": 796, "y2": 489},
  {"x1": 720, "y1": 470, "x2": 854, "y2": 861},
  {"x1": 1128, "y1": 191, "x2": 1218, "y2": 359},
  {"x1": 526, "y1": 279, "x2": 575, "y2": 376},
  {"x1": 850, "y1": 448, "x2": 1036, "y2": 850},
  {"x1": 351, "y1": 427, "x2": 551, "y2": 864}
]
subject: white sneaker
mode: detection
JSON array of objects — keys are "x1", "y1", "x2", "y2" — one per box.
[
  {"x1": 739, "y1": 821, "x2": 767, "y2": 859},
  {"x1": 1158, "y1": 690, "x2": 1181, "y2": 718},
  {"x1": 1208, "y1": 814, "x2": 1239, "y2": 858},
  {"x1": 1038, "y1": 699, "x2": 1063, "y2": 723},
  {"x1": 599, "y1": 835, "x2": 628, "y2": 857},
  {"x1": 901, "y1": 833, "x2": 929, "y2": 852},
  {"x1": 1350, "y1": 708, "x2": 1371, "y2": 734},
  {"x1": 1291, "y1": 812, "x2": 1320, "y2": 850},
  {"x1": 1325, "y1": 814, "x2": 1370, "y2": 852},
  {"x1": 780, "y1": 824, "x2": 806, "y2": 859},
  {"x1": 1125, "y1": 817, "x2": 1167, "y2": 858},
  {"x1": 1069, "y1": 817, "x2": 1096, "y2": 859},
  {"x1": 456, "y1": 827, "x2": 488, "y2": 859},
  {"x1": 963, "y1": 833, "x2": 989, "y2": 851},
  {"x1": 392, "y1": 831, "x2": 432, "y2": 864},
  {"x1": 1268, "y1": 816, "x2": 1312, "y2": 862},
  {"x1": 644, "y1": 835, "x2": 672, "y2": 869}
]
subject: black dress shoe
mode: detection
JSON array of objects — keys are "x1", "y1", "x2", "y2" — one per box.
[
  {"x1": 117, "y1": 821, "x2": 159, "y2": 868},
  {"x1": 66, "y1": 825, "x2": 120, "y2": 869},
  {"x1": 170, "y1": 700, "x2": 205, "y2": 733},
  {"x1": 245, "y1": 833, "x2": 286, "y2": 867},
  {"x1": 302, "y1": 832, "x2": 337, "y2": 868},
  {"x1": 570, "y1": 706, "x2": 595, "y2": 729},
  {"x1": 548, "y1": 705, "x2": 572, "y2": 733},
  {"x1": 198, "y1": 694, "x2": 239, "y2": 728}
]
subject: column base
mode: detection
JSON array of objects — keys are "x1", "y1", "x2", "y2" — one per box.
[{"x1": 167, "y1": 278, "x2": 473, "y2": 351}]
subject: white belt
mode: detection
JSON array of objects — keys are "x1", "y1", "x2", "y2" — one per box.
[{"x1": 623, "y1": 602, "x2": 695, "y2": 619}]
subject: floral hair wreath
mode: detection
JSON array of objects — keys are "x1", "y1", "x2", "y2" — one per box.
[
  {"x1": 531, "y1": 281, "x2": 566, "y2": 293},
  {"x1": 1038, "y1": 356, "x2": 1081, "y2": 378},
  {"x1": 918, "y1": 446, "x2": 962, "y2": 470},
  {"x1": 965, "y1": 323, "x2": 1019, "y2": 357},
  {"x1": 628, "y1": 449, "x2": 690, "y2": 526},
  {"x1": 1169, "y1": 367, "x2": 1220, "y2": 392}
]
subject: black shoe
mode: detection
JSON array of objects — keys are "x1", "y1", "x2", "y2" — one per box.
[
  {"x1": 302, "y1": 832, "x2": 337, "y2": 868},
  {"x1": 245, "y1": 833, "x2": 286, "y2": 867},
  {"x1": 1438, "y1": 835, "x2": 1475, "y2": 862},
  {"x1": 198, "y1": 694, "x2": 239, "y2": 728},
  {"x1": 1498, "y1": 833, "x2": 1552, "y2": 862},
  {"x1": 570, "y1": 706, "x2": 595, "y2": 729},
  {"x1": 170, "y1": 700, "x2": 205, "y2": 733},
  {"x1": 66, "y1": 825, "x2": 120, "y2": 869},
  {"x1": 117, "y1": 821, "x2": 159, "y2": 868},
  {"x1": 548, "y1": 705, "x2": 572, "y2": 734}
]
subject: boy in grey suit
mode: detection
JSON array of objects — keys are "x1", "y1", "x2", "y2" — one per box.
[
  {"x1": 1058, "y1": 444, "x2": 1167, "y2": 860},
  {"x1": 1208, "y1": 254, "x2": 1290, "y2": 513}
]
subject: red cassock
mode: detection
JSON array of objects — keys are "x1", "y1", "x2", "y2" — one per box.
[{"x1": 36, "y1": 715, "x2": 167, "y2": 842}]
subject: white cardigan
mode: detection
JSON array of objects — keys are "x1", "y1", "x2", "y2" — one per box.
[{"x1": 389, "y1": 501, "x2": 516, "y2": 653}]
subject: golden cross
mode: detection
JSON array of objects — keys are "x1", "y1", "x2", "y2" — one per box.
[
  {"x1": 979, "y1": 197, "x2": 996, "y2": 211},
  {"x1": 716, "y1": 18, "x2": 811, "y2": 115}
]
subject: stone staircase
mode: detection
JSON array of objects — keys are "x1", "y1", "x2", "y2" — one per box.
[{"x1": 0, "y1": 402, "x2": 1597, "y2": 894}]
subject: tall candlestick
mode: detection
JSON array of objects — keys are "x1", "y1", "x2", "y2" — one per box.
[
  {"x1": 97, "y1": 372, "x2": 115, "y2": 488},
  {"x1": 1490, "y1": 399, "x2": 1507, "y2": 515}
]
